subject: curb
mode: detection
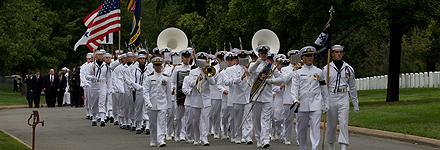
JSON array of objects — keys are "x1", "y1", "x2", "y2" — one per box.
[
  {"x1": 0, "y1": 105, "x2": 46, "y2": 110},
  {"x1": 0, "y1": 128, "x2": 33, "y2": 149}
]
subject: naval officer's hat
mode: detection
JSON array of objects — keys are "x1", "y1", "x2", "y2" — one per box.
[
  {"x1": 180, "y1": 49, "x2": 192, "y2": 57},
  {"x1": 151, "y1": 57, "x2": 164, "y2": 65},
  {"x1": 231, "y1": 48, "x2": 240, "y2": 53},
  {"x1": 300, "y1": 46, "x2": 316, "y2": 55},
  {"x1": 287, "y1": 50, "x2": 300, "y2": 57},
  {"x1": 267, "y1": 52, "x2": 275, "y2": 60},
  {"x1": 237, "y1": 50, "x2": 248, "y2": 57},
  {"x1": 224, "y1": 52, "x2": 234, "y2": 60},
  {"x1": 152, "y1": 47, "x2": 160, "y2": 55},
  {"x1": 196, "y1": 52, "x2": 208, "y2": 60},
  {"x1": 159, "y1": 47, "x2": 171, "y2": 55},
  {"x1": 170, "y1": 51, "x2": 180, "y2": 57},
  {"x1": 331, "y1": 45, "x2": 344, "y2": 51},
  {"x1": 273, "y1": 54, "x2": 286, "y2": 62},
  {"x1": 256, "y1": 45, "x2": 270, "y2": 54},
  {"x1": 215, "y1": 51, "x2": 226, "y2": 60}
]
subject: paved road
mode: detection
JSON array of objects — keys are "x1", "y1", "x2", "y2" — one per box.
[{"x1": 0, "y1": 107, "x2": 437, "y2": 150}]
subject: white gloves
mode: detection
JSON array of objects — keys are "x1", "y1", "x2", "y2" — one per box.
[
  {"x1": 132, "y1": 83, "x2": 143, "y2": 91},
  {"x1": 265, "y1": 79, "x2": 274, "y2": 84},
  {"x1": 265, "y1": 78, "x2": 283, "y2": 86},
  {"x1": 354, "y1": 106, "x2": 359, "y2": 114},
  {"x1": 256, "y1": 58, "x2": 262, "y2": 64},
  {"x1": 353, "y1": 100, "x2": 359, "y2": 114},
  {"x1": 323, "y1": 105, "x2": 330, "y2": 113},
  {"x1": 249, "y1": 58, "x2": 262, "y2": 73}
]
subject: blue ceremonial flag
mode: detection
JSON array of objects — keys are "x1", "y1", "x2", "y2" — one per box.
[
  {"x1": 313, "y1": 20, "x2": 332, "y2": 55},
  {"x1": 128, "y1": 0, "x2": 141, "y2": 50}
]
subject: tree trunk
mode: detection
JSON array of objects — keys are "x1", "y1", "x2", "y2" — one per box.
[{"x1": 386, "y1": 24, "x2": 403, "y2": 102}]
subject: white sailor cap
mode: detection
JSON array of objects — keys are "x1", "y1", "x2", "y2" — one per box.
[
  {"x1": 104, "y1": 53, "x2": 112, "y2": 57},
  {"x1": 149, "y1": 54, "x2": 153, "y2": 58},
  {"x1": 224, "y1": 52, "x2": 234, "y2": 60},
  {"x1": 300, "y1": 46, "x2": 316, "y2": 55},
  {"x1": 180, "y1": 49, "x2": 192, "y2": 56},
  {"x1": 215, "y1": 51, "x2": 227, "y2": 60},
  {"x1": 86, "y1": 53, "x2": 94, "y2": 58},
  {"x1": 152, "y1": 47, "x2": 160, "y2": 54},
  {"x1": 61, "y1": 67, "x2": 68, "y2": 71},
  {"x1": 67, "y1": 68, "x2": 70, "y2": 71},
  {"x1": 231, "y1": 48, "x2": 240, "y2": 53},
  {"x1": 95, "y1": 49, "x2": 106, "y2": 55},
  {"x1": 274, "y1": 54, "x2": 286, "y2": 62},
  {"x1": 126, "y1": 52, "x2": 133, "y2": 56},
  {"x1": 115, "y1": 50, "x2": 124, "y2": 54},
  {"x1": 159, "y1": 47, "x2": 171, "y2": 55},
  {"x1": 331, "y1": 45, "x2": 344, "y2": 51},
  {"x1": 170, "y1": 51, "x2": 180, "y2": 57},
  {"x1": 196, "y1": 52, "x2": 208, "y2": 60},
  {"x1": 137, "y1": 54, "x2": 147, "y2": 59},
  {"x1": 267, "y1": 52, "x2": 276, "y2": 59},
  {"x1": 256, "y1": 45, "x2": 270, "y2": 54},
  {"x1": 119, "y1": 54, "x2": 126, "y2": 59},
  {"x1": 134, "y1": 52, "x2": 138, "y2": 57},
  {"x1": 151, "y1": 57, "x2": 164, "y2": 65},
  {"x1": 137, "y1": 48, "x2": 147, "y2": 54},
  {"x1": 287, "y1": 50, "x2": 300, "y2": 57}
]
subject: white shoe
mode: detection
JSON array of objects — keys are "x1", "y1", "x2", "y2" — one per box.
[
  {"x1": 150, "y1": 142, "x2": 157, "y2": 147},
  {"x1": 180, "y1": 136, "x2": 185, "y2": 141},
  {"x1": 284, "y1": 140, "x2": 291, "y2": 145},
  {"x1": 269, "y1": 134, "x2": 273, "y2": 141},
  {"x1": 256, "y1": 142, "x2": 262, "y2": 148},
  {"x1": 297, "y1": 141, "x2": 300, "y2": 146},
  {"x1": 231, "y1": 138, "x2": 235, "y2": 143},
  {"x1": 221, "y1": 133, "x2": 227, "y2": 139},
  {"x1": 202, "y1": 141, "x2": 210, "y2": 146},
  {"x1": 262, "y1": 142, "x2": 270, "y2": 148},
  {"x1": 214, "y1": 133, "x2": 220, "y2": 139},
  {"x1": 166, "y1": 136, "x2": 172, "y2": 141},
  {"x1": 193, "y1": 141, "x2": 200, "y2": 146},
  {"x1": 235, "y1": 140, "x2": 241, "y2": 144},
  {"x1": 158, "y1": 142, "x2": 166, "y2": 147},
  {"x1": 174, "y1": 137, "x2": 180, "y2": 142},
  {"x1": 275, "y1": 134, "x2": 281, "y2": 141},
  {"x1": 188, "y1": 139, "x2": 194, "y2": 144},
  {"x1": 241, "y1": 138, "x2": 246, "y2": 143}
]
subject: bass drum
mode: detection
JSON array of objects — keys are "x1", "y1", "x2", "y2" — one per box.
[{"x1": 176, "y1": 70, "x2": 190, "y2": 106}]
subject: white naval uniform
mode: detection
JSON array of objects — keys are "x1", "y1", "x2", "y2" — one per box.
[
  {"x1": 271, "y1": 82, "x2": 284, "y2": 138},
  {"x1": 170, "y1": 64, "x2": 191, "y2": 139},
  {"x1": 84, "y1": 61, "x2": 112, "y2": 122},
  {"x1": 181, "y1": 76, "x2": 194, "y2": 141},
  {"x1": 225, "y1": 65, "x2": 252, "y2": 142},
  {"x1": 291, "y1": 64, "x2": 329, "y2": 150},
  {"x1": 105, "y1": 60, "x2": 120, "y2": 119},
  {"x1": 162, "y1": 64, "x2": 175, "y2": 138},
  {"x1": 129, "y1": 64, "x2": 149, "y2": 131},
  {"x1": 223, "y1": 65, "x2": 236, "y2": 141},
  {"x1": 188, "y1": 67, "x2": 215, "y2": 143},
  {"x1": 281, "y1": 63, "x2": 298, "y2": 143},
  {"x1": 323, "y1": 61, "x2": 359, "y2": 146},
  {"x1": 80, "y1": 62, "x2": 92, "y2": 117},
  {"x1": 250, "y1": 61, "x2": 281, "y2": 144},
  {"x1": 63, "y1": 73, "x2": 71, "y2": 105},
  {"x1": 217, "y1": 67, "x2": 230, "y2": 138},
  {"x1": 122, "y1": 62, "x2": 136, "y2": 127},
  {"x1": 144, "y1": 71, "x2": 171, "y2": 144},
  {"x1": 112, "y1": 63, "x2": 126, "y2": 123},
  {"x1": 209, "y1": 65, "x2": 222, "y2": 136}
]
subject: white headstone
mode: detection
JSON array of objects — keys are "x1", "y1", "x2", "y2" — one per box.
[
  {"x1": 424, "y1": 72, "x2": 429, "y2": 88},
  {"x1": 400, "y1": 74, "x2": 405, "y2": 88},
  {"x1": 419, "y1": 73, "x2": 424, "y2": 88}
]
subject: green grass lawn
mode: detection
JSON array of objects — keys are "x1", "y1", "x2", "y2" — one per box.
[
  {"x1": 0, "y1": 130, "x2": 30, "y2": 150},
  {"x1": 0, "y1": 85, "x2": 46, "y2": 106},
  {"x1": 349, "y1": 88, "x2": 440, "y2": 140}
]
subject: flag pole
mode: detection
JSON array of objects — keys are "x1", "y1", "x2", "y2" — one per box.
[
  {"x1": 118, "y1": 30, "x2": 121, "y2": 54},
  {"x1": 322, "y1": 5, "x2": 334, "y2": 150}
]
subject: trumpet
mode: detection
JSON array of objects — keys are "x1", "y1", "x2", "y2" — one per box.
[{"x1": 197, "y1": 59, "x2": 216, "y2": 93}]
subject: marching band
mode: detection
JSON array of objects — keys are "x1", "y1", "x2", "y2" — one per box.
[{"x1": 79, "y1": 28, "x2": 359, "y2": 149}]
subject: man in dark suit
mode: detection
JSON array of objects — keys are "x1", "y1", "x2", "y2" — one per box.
[
  {"x1": 42, "y1": 69, "x2": 60, "y2": 107},
  {"x1": 25, "y1": 73, "x2": 34, "y2": 108},
  {"x1": 32, "y1": 70, "x2": 43, "y2": 108},
  {"x1": 57, "y1": 70, "x2": 67, "y2": 107}
]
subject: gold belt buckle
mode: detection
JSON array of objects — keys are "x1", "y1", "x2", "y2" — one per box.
[{"x1": 337, "y1": 89, "x2": 342, "y2": 92}]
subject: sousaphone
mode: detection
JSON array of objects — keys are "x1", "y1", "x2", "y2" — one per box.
[
  {"x1": 251, "y1": 29, "x2": 280, "y2": 55},
  {"x1": 157, "y1": 27, "x2": 188, "y2": 52}
]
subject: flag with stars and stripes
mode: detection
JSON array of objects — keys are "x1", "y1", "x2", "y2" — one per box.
[{"x1": 86, "y1": 0, "x2": 120, "y2": 51}]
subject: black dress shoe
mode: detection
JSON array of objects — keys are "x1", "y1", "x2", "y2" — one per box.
[
  {"x1": 100, "y1": 121, "x2": 105, "y2": 127},
  {"x1": 104, "y1": 118, "x2": 108, "y2": 123},
  {"x1": 97, "y1": 118, "x2": 101, "y2": 122},
  {"x1": 136, "y1": 130, "x2": 142, "y2": 134},
  {"x1": 114, "y1": 121, "x2": 119, "y2": 125},
  {"x1": 92, "y1": 122, "x2": 97, "y2": 126},
  {"x1": 126, "y1": 126, "x2": 131, "y2": 130},
  {"x1": 121, "y1": 125, "x2": 126, "y2": 129},
  {"x1": 141, "y1": 126, "x2": 145, "y2": 131},
  {"x1": 145, "y1": 129, "x2": 150, "y2": 135},
  {"x1": 109, "y1": 117, "x2": 114, "y2": 123},
  {"x1": 86, "y1": 116, "x2": 90, "y2": 120},
  {"x1": 130, "y1": 127, "x2": 136, "y2": 131}
]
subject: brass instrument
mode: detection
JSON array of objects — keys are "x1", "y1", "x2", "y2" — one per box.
[{"x1": 196, "y1": 59, "x2": 216, "y2": 93}]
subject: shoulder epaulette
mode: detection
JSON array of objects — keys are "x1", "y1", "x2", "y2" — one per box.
[
  {"x1": 162, "y1": 73, "x2": 169, "y2": 77},
  {"x1": 148, "y1": 72, "x2": 154, "y2": 76}
]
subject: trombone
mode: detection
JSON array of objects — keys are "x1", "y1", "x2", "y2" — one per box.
[{"x1": 197, "y1": 59, "x2": 216, "y2": 93}]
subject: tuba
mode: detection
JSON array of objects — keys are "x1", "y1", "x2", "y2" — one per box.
[
  {"x1": 251, "y1": 29, "x2": 280, "y2": 55},
  {"x1": 157, "y1": 27, "x2": 188, "y2": 52}
]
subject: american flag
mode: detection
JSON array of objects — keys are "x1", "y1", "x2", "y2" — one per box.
[
  {"x1": 86, "y1": 0, "x2": 121, "y2": 51},
  {"x1": 83, "y1": 5, "x2": 102, "y2": 28}
]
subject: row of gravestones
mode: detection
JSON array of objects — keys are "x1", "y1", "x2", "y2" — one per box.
[{"x1": 355, "y1": 71, "x2": 440, "y2": 91}]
